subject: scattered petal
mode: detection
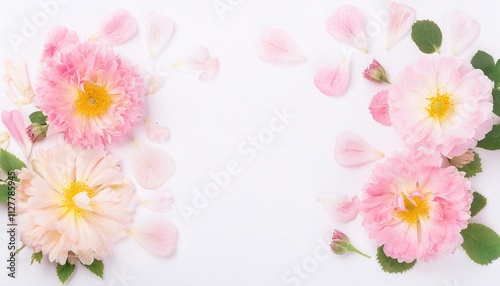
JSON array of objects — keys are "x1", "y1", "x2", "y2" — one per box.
[
  {"x1": 141, "y1": 190, "x2": 173, "y2": 212},
  {"x1": 257, "y1": 29, "x2": 307, "y2": 63},
  {"x1": 0, "y1": 132, "x2": 10, "y2": 149},
  {"x1": 144, "y1": 12, "x2": 175, "y2": 59},
  {"x1": 448, "y1": 12, "x2": 480, "y2": 55},
  {"x1": 1, "y1": 110, "x2": 32, "y2": 157},
  {"x1": 3, "y1": 59, "x2": 35, "y2": 105},
  {"x1": 91, "y1": 9, "x2": 138, "y2": 45},
  {"x1": 386, "y1": 2, "x2": 416, "y2": 49},
  {"x1": 129, "y1": 220, "x2": 178, "y2": 256},
  {"x1": 313, "y1": 58, "x2": 350, "y2": 96},
  {"x1": 334, "y1": 131, "x2": 383, "y2": 166},
  {"x1": 326, "y1": 5, "x2": 368, "y2": 53},
  {"x1": 319, "y1": 195, "x2": 360, "y2": 223},
  {"x1": 363, "y1": 59, "x2": 390, "y2": 84},
  {"x1": 41, "y1": 26, "x2": 79, "y2": 64},
  {"x1": 132, "y1": 142, "x2": 175, "y2": 189},
  {"x1": 369, "y1": 89, "x2": 391, "y2": 126},
  {"x1": 144, "y1": 118, "x2": 170, "y2": 143},
  {"x1": 171, "y1": 46, "x2": 219, "y2": 80}
]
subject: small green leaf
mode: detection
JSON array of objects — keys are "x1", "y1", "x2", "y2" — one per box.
[
  {"x1": 492, "y1": 89, "x2": 500, "y2": 117},
  {"x1": 56, "y1": 262, "x2": 76, "y2": 284},
  {"x1": 31, "y1": 252, "x2": 43, "y2": 265},
  {"x1": 28, "y1": 111, "x2": 47, "y2": 125},
  {"x1": 457, "y1": 151, "x2": 482, "y2": 178},
  {"x1": 470, "y1": 192, "x2": 487, "y2": 217},
  {"x1": 411, "y1": 20, "x2": 442, "y2": 54},
  {"x1": 0, "y1": 148, "x2": 26, "y2": 175},
  {"x1": 81, "y1": 259, "x2": 104, "y2": 279},
  {"x1": 0, "y1": 184, "x2": 9, "y2": 203},
  {"x1": 376, "y1": 246, "x2": 416, "y2": 273},
  {"x1": 461, "y1": 223, "x2": 500, "y2": 265},
  {"x1": 471, "y1": 50, "x2": 495, "y2": 80},
  {"x1": 477, "y1": 125, "x2": 500, "y2": 150}
]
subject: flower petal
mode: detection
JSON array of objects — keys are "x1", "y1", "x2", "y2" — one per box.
[
  {"x1": 257, "y1": 29, "x2": 307, "y2": 63},
  {"x1": 91, "y1": 9, "x2": 138, "y2": 45},
  {"x1": 1, "y1": 110, "x2": 32, "y2": 157},
  {"x1": 41, "y1": 26, "x2": 79, "y2": 64},
  {"x1": 144, "y1": 118, "x2": 170, "y2": 143},
  {"x1": 448, "y1": 12, "x2": 480, "y2": 55},
  {"x1": 369, "y1": 89, "x2": 391, "y2": 126},
  {"x1": 334, "y1": 131, "x2": 383, "y2": 166},
  {"x1": 132, "y1": 142, "x2": 175, "y2": 190},
  {"x1": 386, "y1": 2, "x2": 416, "y2": 49},
  {"x1": 313, "y1": 58, "x2": 350, "y2": 96},
  {"x1": 0, "y1": 132, "x2": 10, "y2": 149},
  {"x1": 146, "y1": 72, "x2": 166, "y2": 95},
  {"x1": 129, "y1": 220, "x2": 178, "y2": 256},
  {"x1": 3, "y1": 59, "x2": 35, "y2": 105},
  {"x1": 141, "y1": 190, "x2": 173, "y2": 212},
  {"x1": 171, "y1": 46, "x2": 219, "y2": 80},
  {"x1": 319, "y1": 195, "x2": 360, "y2": 223},
  {"x1": 326, "y1": 5, "x2": 368, "y2": 52},
  {"x1": 144, "y1": 12, "x2": 175, "y2": 59}
]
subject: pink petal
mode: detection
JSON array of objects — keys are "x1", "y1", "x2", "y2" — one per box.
[
  {"x1": 448, "y1": 12, "x2": 480, "y2": 55},
  {"x1": 369, "y1": 89, "x2": 391, "y2": 126},
  {"x1": 1, "y1": 110, "x2": 32, "y2": 157},
  {"x1": 41, "y1": 26, "x2": 79, "y2": 63},
  {"x1": 144, "y1": 118, "x2": 170, "y2": 143},
  {"x1": 386, "y1": 2, "x2": 416, "y2": 49},
  {"x1": 326, "y1": 5, "x2": 368, "y2": 53},
  {"x1": 171, "y1": 46, "x2": 219, "y2": 80},
  {"x1": 141, "y1": 190, "x2": 173, "y2": 212},
  {"x1": 334, "y1": 131, "x2": 383, "y2": 166},
  {"x1": 129, "y1": 220, "x2": 178, "y2": 256},
  {"x1": 313, "y1": 58, "x2": 350, "y2": 96},
  {"x1": 3, "y1": 59, "x2": 35, "y2": 105},
  {"x1": 144, "y1": 12, "x2": 175, "y2": 59},
  {"x1": 132, "y1": 142, "x2": 175, "y2": 190},
  {"x1": 146, "y1": 72, "x2": 166, "y2": 95},
  {"x1": 319, "y1": 195, "x2": 360, "y2": 223},
  {"x1": 257, "y1": 29, "x2": 307, "y2": 63},
  {"x1": 91, "y1": 9, "x2": 138, "y2": 45}
]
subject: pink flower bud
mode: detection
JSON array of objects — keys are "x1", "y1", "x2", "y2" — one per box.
[
  {"x1": 26, "y1": 123, "x2": 48, "y2": 144},
  {"x1": 331, "y1": 229, "x2": 351, "y2": 254},
  {"x1": 363, "y1": 59, "x2": 390, "y2": 84},
  {"x1": 449, "y1": 149, "x2": 475, "y2": 168}
]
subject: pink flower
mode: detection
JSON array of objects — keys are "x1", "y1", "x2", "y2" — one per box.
[
  {"x1": 386, "y1": 2, "x2": 416, "y2": 49},
  {"x1": 388, "y1": 56, "x2": 493, "y2": 158},
  {"x1": 36, "y1": 27, "x2": 145, "y2": 147},
  {"x1": 334, "y1": 131, "x2": 384, "y2": 166},
  {"x1": 369, "y1": 89, "x2": 391, "y2": 126},
  {"x1": 313, "y1": 58, "x2": 350, "y2": 96},
  {"x1": 363, "y1": 59, "x2": 390, "y2": 84},
  {"x1": 41, "y1": 26, "x2": 79, "y2": 65},
  {"x1": 1, "y1": 110, "x2": 32, "y2": 157},
  {"x1": 319, "y1": 195, "x2": 360, "y2": 223},
  {"x1": 361, "y1": 151, "x2": 472, "y2": 263},
  {"x1": 326, "y1": 5, "x2": 368, "y2": 53},
  {"x1": 257, "y1": 29, "x2": 307, "y2": 63}
]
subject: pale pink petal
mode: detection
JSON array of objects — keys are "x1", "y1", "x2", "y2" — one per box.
[
  {"x1": 1, "y1": 110, "x2": 32, "y2": 157},
  {"x1": 141, "y1": 190, "x2": 173, "y2": 212},
  {"x1": 326, "y1": 5, "x2": 368, "y2": 53},
  {"x1": 369, "y1": 89, "x2": 391, "y2": 126},
  {"x1": 144, "y1": 12, "x2": 175, "y2": 59},
  {"x1": 41, "y1": 26, "x2": 79, "y2": 64},
  {"x1": 144, "y1": 118, "x2": 170, "y2": 143},
  {"x1": 146, "y1": 72, "x2": 166, "y2": 95},
  {"x1": 171, "y1": 46, "x2": 219, "y2": 80},
  {"x1": 386, "y1": 2, "x2": 416, "y2": 49},
  {"x1": 129, "y1": 220, "x2": 178, "y2": 256},
  {"x1": 257, "y1": 29, "x2": 307, "y2": 63},
  {"x1": 334, "y1": 131, "x2": 383, "y2": 166},
  {"x1": 319, "y1": 195, "x2": 360, "y2": 222},
  {"x1": 313, "y1": 58, "x2": 350, "y2": 96},
  {"x1": 132, "y1": 142, "x2": 175, "y2": 190},
  {"x1": 91, "y1": 9, "x2": 138, "y2": 45},
  {"x1": 0, "y1": 132, "x2": 9, "y2": 149},
  {"x1": 3, "y1": 59, "x2": 35, "y2": 105},
  {"x1": 448, "y1": 12, "x2": 480, "y2": 55}
]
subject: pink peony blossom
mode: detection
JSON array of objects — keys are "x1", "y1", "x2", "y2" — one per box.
[
  {"x1": 361, "y1": 150, "x2": 472, "y2": 263},
  {"x1": 388, "y1": 56, "x2": 493, "y2": 158}
]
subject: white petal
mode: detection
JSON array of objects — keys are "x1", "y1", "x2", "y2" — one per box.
[
  {"x1": 132, "y1": 142, "x2": 175, "y2": 190},
  {"x1": 318, "y1": 195, "x2": 360, "y2": 223},
  {"x1": 141, "y1": 190, "x2": 173, "y2": 212},
  {"x1": 171, "y1": 46, "x2": 219, "y2": 80},
  {"x1": 144, "y1": 13, "x2": 175, "y2": 59},
  {"x1": 334, "y1": 132, "x2": 384, "y2": 166},
  {"x1": 257, "y1": 29, "x2": 307, "y2": 63},
  {"x1": 144, "y1": 119, "x2": 170, "y2": 143},
  {"x1": 3, "y1": 59, "x2": 35, "y2": 105},
  {"x1": 448, "y1": 12, "x2": 480, "y2": 55},
  {"x1": 0, "y1": 132, "x2": 10, "y2": 149},
  {"x1": 129, "y1": 220, "x2": 178, "y2": 256}
]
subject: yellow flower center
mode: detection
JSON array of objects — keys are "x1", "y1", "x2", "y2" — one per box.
[
  {"x1": 75, "y1": 81, "x2": 111, "y2": 116},
  {"x1": 426, "y1": 92, "x2": 452, "y2": 120},
  {"x1": 63, "y1": 181, "x2": 92, "y2": 215},
  {"x1": 397, "y1": 193, "x2": 430, "y2": 225}
]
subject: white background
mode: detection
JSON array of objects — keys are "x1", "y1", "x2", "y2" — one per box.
[{"x1": 1, "y1": 0, "x2": 500, "y2": 285}]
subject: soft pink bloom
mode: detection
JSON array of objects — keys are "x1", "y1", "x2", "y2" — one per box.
[
  {"x1": 363, "y1": 59, "x2": 390, "y2": 84},
  {"x1": 386, "y1": 2, "x2": 416, "y2": 49},
  {"x1": 41, "y1": 26, "x2": 79, "y2": 65},
  {"x1": 16, "y1": 143, "x2": 139, "y2": 265},
  {"x1": 132, "y1": 142, "x2": 175, "y2": 190},
  {"x1": 313, "y1": 58, "x2": 350, "y2": 96},
  {"x1": 141, "y1": 190, "x2": 173, "y2": 212},
  {"x1": 128, "y1": 220, "x2": 178, "y2": 256},
  {"x1": 36, "y1": 28, "x2": 145, "y2": 147},
  {"x1": 388, "y1": 56, "x2": 493, "y2": 158},
  {"x1": 361, "y1": 151, "x2": 472, "y2": 263},
  {"x1": 334, "y1": 131, "x2": 384, "y2": 166},
  {"x1": 171, "y1": 46, "x2": 219, "y2": 80},
  {"x1": 319, "y1": 195, "x2": 360, "y2": 222},
  {"x1": 1, "y1": 110, "x2": 32, "y2": 157},
  {"x1": 144, "y1": 12, "x2": 175, "y2": 59},
  {"x1": 449, "y1": 149, "x2": 475, "y2": 168},
  {"x1": 0, "y1": 132, "x2": 9, "y2": 149},
  {"x1": 3, "y1": 59, "x2": 35, "y2": 105},
  {"x1": 369, "y1": 89, "x2": 391, "y2": 126},
  {"x1": 326, "y1": 5, "x2": 368, "y2": 53},
  {"x1": 90, "y1": 9, "x2": 138, "y2": 45},
  {"x1": 257, "y1": 29, "x2": 307, "y2": 63},
  {"x1": 448, "y1": 12, "x2": 480, "y2": 55},
  {"x1": 144, "y1": 118, "x2": 170, "y2": 143}
]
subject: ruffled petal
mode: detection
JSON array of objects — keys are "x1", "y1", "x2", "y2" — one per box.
[
  {"x1": 326, "y1": 5, "x2": 368, "y2": 52},
  {"x1": 319, "y1": 195, "x2": 360, "y2": 223},
  {"x1": 313, "y1": 58, "x2": 350, "y2": 96},
  {"x1": 144, "y1": 118, "x2": 170, "y2": 143},
  {"x1": 369, "y1": 89, "x2": 391, "y2": 126},
  {"x1": 91, "y1": 9, "x2": 138, "y2": 45},
  {"x1": 257, "y1": 29, "x2": 307, "y2": 63},
  {"x1": 334, "y1": 131, "x2": 383, "y2": 166},
  {"x1": 386, "y1": 2, "x2": 416, "y2": 49},
  {"x1": 129, "y1": 220, "x2": 178, "y2": 256},
  {"x1": 144, "y1": 12, "x2": 175, "y2": 59},
  {"x1": 132, "y1": 142, "x2": 175, "y2": 190},
  {"x1": 448, "y1": 12, "x2": 480, "y2": 55},
  {"x1": 171, "y1": 46, "x2": 219, "y2": 80}
]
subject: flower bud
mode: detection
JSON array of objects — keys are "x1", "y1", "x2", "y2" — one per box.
[
  {"x1": 330, "y1": 229, "x2": 351, "y2": 255},
  {"x1": 26, "y1": 123, "x2": 48, "y2": 144},
  {"x1": 449, "y1": 149, "x2": 475, "y2": 168},
  {"x1": 363, "y1": 59, "x2": 390, "y2": 84}
]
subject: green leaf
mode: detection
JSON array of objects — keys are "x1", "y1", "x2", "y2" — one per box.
[
  {"x1": 28, "y1": 111, "x2": 47, "y2": 125},
  {"x1": 461, "y1": 223, "x2": 500, "y2": 265},
  {"x1": 0, "y1": 148, "x2": 26, "y2": 175},
  {"x1": 56, "y1": 262, "x2": 76, "y2": 284},
  {"x1": 477, "y1": 125, "x2": 500, "y2": 150},
  {"x1": 376, "y1": 246, "x2": 416, "y2": 273},
  {"x1": 494, "y1": 59, "x2": 500, "y2": 90},
  {"x1": 492, "y1": 89, "x2": 500, "y2": 117},
  {"x1": 470, "y1": 192, "x2": 487, "y2": 217},
  {"x1": 0, "y1": 184, "x2": 9, "y2": 203},
  {"x1": 30, "y1": 252, "x2": 43, "y2": 265},
  {"x1": 457, "y1": 151, "x2": 482, "y2": 178},
  {"x1": 81, "y1": 259, "x2": 104, "y2": 279},
  {"x1": 471, "y1": 50, "x2": 495, "y2": 80},
  {"x1": 411, "y1": 20, "x2": 442, "y2": 54}
]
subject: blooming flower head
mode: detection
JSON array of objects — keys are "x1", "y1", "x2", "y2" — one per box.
[
  {"x1": 361, "y1": 150, "x2": 472, "y2": 263},
  {"x1": 36, "y1": 27, "x2": 145, "y2": 147},
  {"x1": 17, "y1": 143, "x2": 138, "y2": 265},
  {"x1": 388, "y1": 56, "x2": 493, "y2": 158},
  {"x1": 363, "y1": 59, "x2": 390, "y2": 83}
]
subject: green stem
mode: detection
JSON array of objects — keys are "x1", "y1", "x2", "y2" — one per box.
[
  {"x1": 347, "y1": 244, "x2": 371, "y2": 259},
  {"x1": 15, "y1": 244, "x2": 26, "y2": 256}
]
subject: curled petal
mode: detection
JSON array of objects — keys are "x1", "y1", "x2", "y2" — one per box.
[
  {"x1": 129, "y1": 220, "x2": 178, "y2": 256},
  {"x1": 386, "y1": 2, "x2": 416, "y2": 49},
  {"x1": 144, "y1": 118, "x2": 170, "y2": 143},
  {"x1": 141, "y1": 190, "x2": 173, "y2": 212},
  {"x1": 3, "y1": 59, "x2": 35, "y2": 105},
  {"x1": 1, "y1": 110, "x2": 32, "y2": 157},
  {"x1": 41, "y1": 26, "x2": 79, "y2": 64},
  {"x1": 132, "y1": 142, "x2": 175, "y2": 190},
  {"x1": 326, "y1": 5, "x2": 368, "y2": 52},
  {"x1": 91, "y1": 9, "x2": 138, "y2": 45},
  {"x1": 144, "y1": 12, "x2": 175, "y2": 59},
  {"x1": 313, "y1": 58, "x2": 350, "y2": 96},
  {"x1": 257, "y1": 29, "x2": 307, "y2": 63},
  {"x1": 334, "y1": 131, "x2": 383, "y2": 166},
  {"x1": 369, "y1": 89, "x2": 391, "y2": 126},
  {"x1": 448, "y1": 12, "x2": 480, "y2": 55},
  {"x1": 0, "y1": 132, "x2": 10, "y2": 149},
  {"x1": 171, "y1": 46, "x2": 219, "y2": 80},
  {"x1": 319, "y1": 195, "x2": 360, "y2": 223}
]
